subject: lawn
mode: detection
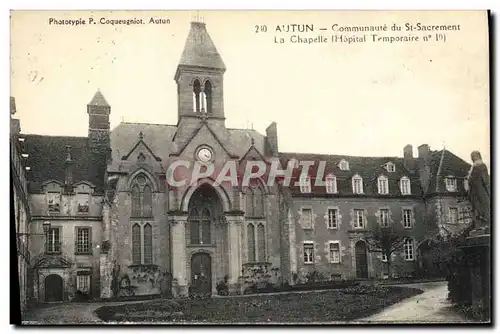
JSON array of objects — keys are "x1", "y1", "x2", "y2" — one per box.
[{"x1": 95, "y1": 285, "x2": 423, "y2": 323}]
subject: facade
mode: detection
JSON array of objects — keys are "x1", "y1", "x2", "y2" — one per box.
[
  {"x1": 11, "y1": 97, "x2": 31, "y2": 313},
  {"x1": 18, "y1": 21, "x2": 472, "y2": 302}
]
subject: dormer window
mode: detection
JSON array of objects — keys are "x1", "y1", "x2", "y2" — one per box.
[
  {"x1": 352, "y1": 174, "x2": 363, "y2": 194},
  {"x1": 400, "y1": 176, "x2": 411, "y2": 195},
  {"x1": 339, "y1": 159, "x2": 349, "y2": 171},
  {"x1": 445, "y1": 176, "x2": 457, "y2": 192},
  {"x1": 299, "y1": 176, "x2": 311, "y2": 194},
  {"x1": 386, "y1": 162, "x2": 396, "y2": 173},
  {"x1": 377, "y1": 175, "x2": 389, "y2": 194},
  {"x1": 325, "y1": 174, "x2": 337, "y2": 194}
]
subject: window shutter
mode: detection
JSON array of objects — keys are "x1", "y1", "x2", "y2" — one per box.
[
  {"x1": 74, "y1": 226, "x2": 78, "y2": 253},
  {"x1": 88, "y1": 227, "x2": 93, "y2": 254}
]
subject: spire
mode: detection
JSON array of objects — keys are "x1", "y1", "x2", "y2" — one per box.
[
  {"x1": 88, "y1": 90, "x2": 110, "y2": 107},
  {"x1": 177, "y1": 21, "x2": 226, "y2": 71}
]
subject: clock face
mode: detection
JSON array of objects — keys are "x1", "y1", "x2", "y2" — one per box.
[{"x1": 197, "y1": 148, "x2": 213, "y2": 163}]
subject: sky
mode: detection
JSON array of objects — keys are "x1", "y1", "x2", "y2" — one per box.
[{"x1": 10, "y1": 10, "x2": 490, "y2": 167}]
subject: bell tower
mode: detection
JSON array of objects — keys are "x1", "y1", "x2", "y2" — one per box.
[{"x1": 174, "y1": 21, "x2": 226, "y2": 122}]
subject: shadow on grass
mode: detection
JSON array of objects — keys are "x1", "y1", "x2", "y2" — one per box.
[{"x1": 95, "y1": 286, "x2": 423, "y2": 324}]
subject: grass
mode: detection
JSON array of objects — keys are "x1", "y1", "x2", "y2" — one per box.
[{"x1": 95, "y1": 285, "x2": 423, "y2": 323}]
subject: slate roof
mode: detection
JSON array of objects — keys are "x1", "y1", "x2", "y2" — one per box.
[
  {"x1": 279, "y1": 149, "x2": 471, "y2": 197},
  {"x1": 279, "y1": 152, "x2": 423, "y2": 197},
  {"x1": 177, "y1": 21, "x2": 226, "y2": 71},
  {"x1": 88, "y1": 90, "x2": 110, "y2": 107},
  {"x1": 429, "y1": 149, "x2": 471, "y2": 195},
  {"x1": 109, "y1": 122, "x2": 267, "y2": 170},
  {"x1": 22, "y1": 135, "x2": 96, "y2": 193}
]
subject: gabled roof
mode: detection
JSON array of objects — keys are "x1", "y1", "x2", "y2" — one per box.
[
  {"x1": 429, "y1": 149, "x2": 470, "y2": 195},
  {"x1": 88, "y1": 90, "x2": 110, "y2": 107},
  {"x1": 22, "y1": 135, "x2": 100, "y2": 193},
  {"x1": 177, "y1": 22, "x2": 226, "y2": 71},
  {"x1": 279, "y1": 152, "x2": 422, "y2": 197},
  {"x1": 171, "y1": 120, "x2": 238, "y2": 158},
  {"x1": 121, "y1": 132, "x2": 162, "y2": 162}
]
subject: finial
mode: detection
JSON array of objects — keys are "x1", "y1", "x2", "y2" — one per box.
[{"x1": 139, "y1": 131, "x2": 144, "y2": 140}]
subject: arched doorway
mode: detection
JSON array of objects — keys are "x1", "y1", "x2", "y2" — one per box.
[
  {"x1": 355, "y1": 241, "x2": 368, "y2": 279},
  {"x1": 45, "y1": 274, "x2": 63, "y2": 302},
  {"x1": 191, "y1": 253, "x2": 212, "y2": 294}
]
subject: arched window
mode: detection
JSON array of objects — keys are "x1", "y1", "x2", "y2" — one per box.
[
  {"x1": 253, "y1": 187, "x2": 264, "y2": 217},
  {"x1": 204, "y1": 80, "x2": 212, "y2": 114},
  {"x1": 143, "y1": 223, "x2": 153, "y2": 264},
  {"x1": 245, "y1": 188, "x2": 254, "y2": 217},
  {"x1": 325, "y1": 174, "x2": 337, "y2": 194},
  {"x1": 130, "y1": 173, "x2": 154, "y2": 218},
  {"x1": 257, "y1": 223, "x2": 266, "y2": 262},
  {"x1": 132, "y1": 223, "x2": 141, "y2": 264},
  {"x1": 189, "y1": 206, "x2": 212, "y2": 245},
  {"x1": 247, "y1": 223, "x2": 256, "y2": 262},
  {"x1": 245, "y1": 186, "x2": 265, "y2": 218},
  {"x1": 193, "y1": 79, "x2": 201, "y2": 113}
]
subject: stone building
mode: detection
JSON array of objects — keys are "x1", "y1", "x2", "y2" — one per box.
[
  {"x1": 11, "y1": 97, "x2": 31, "y2": 313},
  {"x1": 19, "y1": 21, "x2": 472, "y2": 302}
]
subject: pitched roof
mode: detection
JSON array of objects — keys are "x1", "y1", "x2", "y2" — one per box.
[
  {"x1": 88, "y1": 90, "x2": 110, "y2": 107},
  {"x1": 109, "y1": 122, "x2": 268, "y2": 170},
  {"x1": 279, "y1": 152, "x2": 423, "y2": 197},
  {"x1": 177, "y1": 22, "x2": 226, "y2": 71},
  {"x1": 429, "y1": 149, "x2": 470, "y2": 195},
  {"x1": 22, "y1": 135, "x2": 98, "y2": 193}
]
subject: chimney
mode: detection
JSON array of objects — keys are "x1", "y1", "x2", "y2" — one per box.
[
  {"x1": 403, "y1": 144, "x2": 415, "y2": 172},
  {"x1": 64, "y1": 145, "x2": 74, "y2": 190},
  {"x1": 417, "y1": 144, "x2": 431, "y2": 193},
  {"x1": 266, "y1": 122, "x2": 279, "y2": 156}
]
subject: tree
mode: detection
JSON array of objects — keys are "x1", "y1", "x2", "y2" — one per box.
[{"x1": 364, "y1": 224, "x2": 406, "y2": 278}]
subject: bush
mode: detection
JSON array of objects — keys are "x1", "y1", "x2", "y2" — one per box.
[{"x1": 216, "y1": 276, "x2": 229, "y2": 296}]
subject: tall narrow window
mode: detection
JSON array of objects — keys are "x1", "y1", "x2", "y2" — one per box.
[
  {"x1": 325, "y1": 174, "x2": 337, "y2": 194},
  {"x1": 130, "y1": 174, "x2": 155, "y2": 218},
  {"x1": 247, "y1": 223, "x2": 256, "y2": 262},
  {"x1": 400, "y1": 177, "x2": 411, "y2": 195},
  {"x1": 190, "y1": 208, "x2": 200, "y2": 244},
  {"x1": 300, "y1": 176, "x2": 311, "y2": 193},
  {"x1": 46, "y1": 227, "x2": 61, "y2": 253},
  {"x1": 132, "y1": 224, "x2": 141, "y2": 264},
  {"x1": 404, "y1": 238, "x2": 414, "y2": 261},
  {"x1": 380, "y1": 209, "x2": 390, "y2": 228},
  {"x1": 245, "y1": 188, "x2": 254, "y2": 217},
  {"x1": 142, "y1": 185, "x2": 152, "y2": 217},
  {"x1": 377, "y1": 176, "x2": 389, "y2": 194},
  {"x1": 193, "y1": 79, "x2": 201, "y2": 112},
  {"x1": 201, "y1": 208, "x2": 211, "y2": 245},
  {"x1": 354, "y1": 209, "x2": 364, "y2": 228},
  {"x1": 131, "y1": 185, "x2": 141, "y2": 217},
  {"x1": 329, "y1": 242, "x2": 341, "y2": 263},
  {"x1": 257, "y1": 223, "x2": 266, "y2": 262},
  {"x1": 253, "y1": 187, "x2": 264, "y2": 217},
  {"x1": 143, "y1": 223, "x2": 153, "y2": 264},
  {"x1": 303, "y1": 242, "x2": 314, "y2": 264},
  {"x1": 204, "y1": 80, "x2": 212, "y2": 114},
  {"x1": 77, "y1": 274, "x2": 91, "y2": 293},
  {"x1": 403, "y1": 209, "x2": 413, "y2": 228},
  {"x1": 352, "y1": 175, "x2": 363, "y2": 194},
  {"x1": 76, "y1": 227, "x2": 91, "y2": 254},
  {"x1": 327, "y1": 208, "x2": 338, "y2": 229}
]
